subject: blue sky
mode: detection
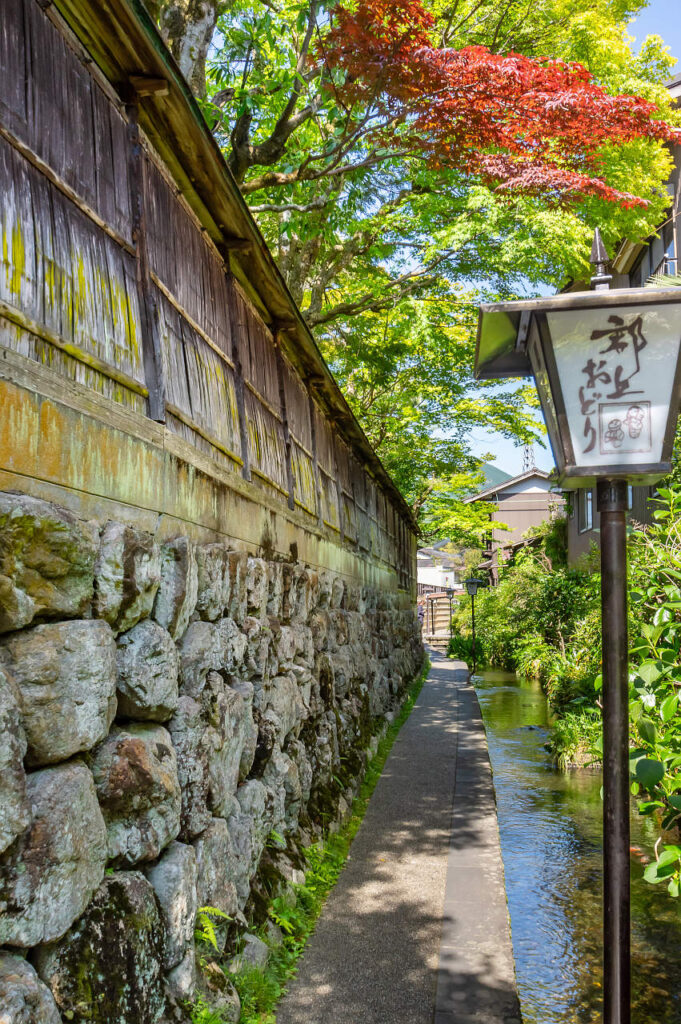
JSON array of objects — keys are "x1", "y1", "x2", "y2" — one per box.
[
  {"x1": 470, "y1": 0, "x2": 680, "y2": 478},
  {"x1": 629, "y1": 0, "x2": 681, "y2": 72}
]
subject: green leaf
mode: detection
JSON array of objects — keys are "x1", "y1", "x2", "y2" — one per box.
[
  {"x1": 635, "y1": 757, "x2": 665, "y2": 789},
  {"x1": 637, "y1": 661, "x2": 664, "y2": 685},
  {"x1": 657, "y1": 848, "x2": 681, "y2": 868},
  {"x1": 661, "y1": 692, "x2": 678, "y2": 722},
  {"x1": 644, "y1": 862, "x2": 665, "y2": 883},
  {"x1": 637, "y1": 718, "x2": 658, "y2": 745}
]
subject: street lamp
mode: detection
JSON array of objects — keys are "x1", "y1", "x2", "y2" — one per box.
[
  {"x1": 475, "y1": 231, "x2": 681, "y2": 1024},
  {"x1": 464, "y1": 577, "x2": 487, "y2": 675}
]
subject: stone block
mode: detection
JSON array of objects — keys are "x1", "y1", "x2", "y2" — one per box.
[
  {"x1": 0, "y1": 667, "x2": 29, "y2": 854},
  {"x1": 275, "y1": 625, "x2": 297, "y2": 668},
  {"x1": 330, "y1": 575, "x2": 345, "y2": 609},
  {"x1": 178, "y1": 620, "x2": 220, "y2": 698},
  {"x1": 153, "y1": 537, "x2": 198, "y2": 639},
  {"x1": 316, "y1": 570, "x2": 334, "y2": 609},
  {"x1": 169, "y1": 669, "x2": 256, "y2": 839},
  {"x1": 227, "y1": 780, "x2": 271, "y2": 908},
  {"x1": 227, "y1": 552, "x2": 247, "y2": 624},
  {"x1": 250, "y1": 708, "x2": 279, "y2": 778},
  {"x1": 195, "y1": 543, "x2": 229, "y2": 621},
  {"x1": 116, "y1": 619, "x2": 179, "y2": 722},
  {"x1": 168, "y1": 694, "x2": 212, "y2": 841},
  {"x1": 286, "y1": 738, "x2": 313, "y2": 806},
  {"x1": 230, "y1": 678, "x2": 258, "y2": 779},
  {"x1": 166, "y1": 946, "x2": 196, "y2": 1003},
  {"x1": 308, "y1": 609, "x2": 331, "y2": 653},
  {"x1": 0, "y1": 761, "x2": 107, "y2": 947},
  {"x1": 246, "y1": 557, "x2": 268, "y2": 618},
  {"x1": 266, "y1": 562, "x2": 283, "y2": 618},
  {"x1": 34, "y1": 872, "x2": 166, "y2": 1024},
  {"x1": 263, "y1": 749, "x2": 301, "y2": 833},
  {"x1": 241, "y1": 617, "x2": 271, "y2": 679},
  {"x1": 0, "y1": 492, "x2": 98, "y2": 634},
  {"x1": 217, "y1": 617, "x2": 248, "y2": 675},
  {"x1": 193, "y1": 817, "x2": 239, "y2": 919},
  {"x1": 282, "y1": 565, "x2": 310, "y2": 623},
  {"x1": 0, "y1": 953, "x2": 62, "y2": 1024},
  {"x1": 90, "y1": 724, "x2": 181, "y2": 866},
  {"x1": 195, "y1": 964, "x2": 240, "y2": 1023},
  {"x1": 228, "y1": 932, "x2": 269, "y2": 973},
  {"x1": 262, "y1": 674, "x2": 306, "y2": 743},
  {"x1": 0, "y1": 620, "x2": 117, "y2": 765},
  {"x1": 144, "y1": 841, "x2": 197, "y2": 970},
  {"x1": 204, "y1": 682, "x2": 243, "y2": 817},
  {"x1": 94, "y1": 522, "x2": 160, "y2": 634}
]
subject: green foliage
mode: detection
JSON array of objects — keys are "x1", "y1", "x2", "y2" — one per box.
[
  {"x1": 191, "y1": 658, "x2": 430, "y2": 1023},
  {"x1": 447, "y1": 632, "x2": 483, "y2": 665},
  {"x1": 187, "y1": 0, "x2": 681, "y2": 535},
  {"x1": 458, "y1": 482, "x2": 681, "y2": 899},
  {"x1": 191, "y1": 996, "x2": 231, "y2": 1024},
  {"x1": 195, "y1": 907, "x2": 232, "y2": 954},
  {"x1": 546, "y1": 709, "x2": 602, "y2": 771},
  {"x1": 622, "y1": 488, "x2": 681, "y2": 896},
  {"x1": 449, "y1": 516, "x2": 601, "y2": 695},
  {"x1": 643, "y1": 846, "x2": 681, "y2": 898}
]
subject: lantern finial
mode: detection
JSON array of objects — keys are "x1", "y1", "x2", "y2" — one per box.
[{"x1": 590, "y1": 228, "x2": 612, "y2": 291}]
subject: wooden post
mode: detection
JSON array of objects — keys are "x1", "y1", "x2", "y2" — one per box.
[
  {"x1": 307, "y1": 386, "x2": 325, "y2": 529},
  {"x1": 273, "y1": 332, "x2": 296, "y2": 512},
  {"x1": 125, "y1": 97, "x2": 165, "y2": 422},
  {"x1": 225, "y1": 276, "x2": 251, "y2": 482}
]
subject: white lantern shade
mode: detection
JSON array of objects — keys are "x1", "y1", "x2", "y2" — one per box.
[{"x1": 476, "y1": 288, "x2": 681, "y2": 487}]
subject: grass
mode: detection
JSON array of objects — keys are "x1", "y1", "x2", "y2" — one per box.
[{"x1": 191, "y1": 656, "x2": 431, "y2": 1024}]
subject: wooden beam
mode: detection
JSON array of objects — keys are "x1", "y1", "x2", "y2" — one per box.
[{"x1": 129, "y1": 74, "x2": 168, "y2": 96}]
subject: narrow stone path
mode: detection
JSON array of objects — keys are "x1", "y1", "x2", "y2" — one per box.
[{"x1": 277, "y1": 649, "x2": 521, "y2": 1024}]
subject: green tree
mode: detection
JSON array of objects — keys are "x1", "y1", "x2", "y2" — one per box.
[{"x1": 145, "y1": 0, "x2": 679, "y2": 535}]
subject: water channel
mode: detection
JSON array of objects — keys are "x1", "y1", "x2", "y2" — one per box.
[{"x1": 475, "y1": 669, "x2": 681, "y2": 1024}]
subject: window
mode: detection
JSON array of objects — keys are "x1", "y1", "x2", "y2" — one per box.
[
  {"x1": 578, "y1": 489, "x2": 593, "y2": 533},
  {"x1": 627, "y1": 485, "x2": 633, "y2": 511}
]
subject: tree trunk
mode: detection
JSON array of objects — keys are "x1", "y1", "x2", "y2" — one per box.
[{"x1": 149, "y1": 0, "x2": 223, "y2": 97}]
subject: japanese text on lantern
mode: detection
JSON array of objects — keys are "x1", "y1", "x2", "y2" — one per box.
[{"x1": 578, "y1": 314, "x2": 651, "y2": 456}]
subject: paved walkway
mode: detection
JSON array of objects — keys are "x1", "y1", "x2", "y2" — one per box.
[{"x1": 277, "y1": 650, "x2": 521, "y2": 1024}]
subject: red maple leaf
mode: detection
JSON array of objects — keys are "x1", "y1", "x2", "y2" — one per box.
[{"x1": 322, "y1": 0, "x2": 680, "y2": 208}]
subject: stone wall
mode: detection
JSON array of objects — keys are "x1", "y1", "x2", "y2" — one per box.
[{"x1": 0, "y1": 491, "x2": 424, "y2": 1023}]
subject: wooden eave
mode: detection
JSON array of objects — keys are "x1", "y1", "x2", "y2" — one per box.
[{"x1": 48, "y1": 0, "x2": 417, "y2": 529}]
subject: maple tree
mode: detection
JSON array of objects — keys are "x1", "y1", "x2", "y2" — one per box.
[{"x1": 322, "y1": 0, "x2": 679, "y2": 208}]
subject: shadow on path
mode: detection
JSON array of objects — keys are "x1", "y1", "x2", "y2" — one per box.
[{"x1": 276, "y1": 649, "x2": 521, "y2": 1024}]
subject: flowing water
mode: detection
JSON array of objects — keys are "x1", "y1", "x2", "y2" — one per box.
[{"x1": 475, "y1": 669, "x2": 681, "y2": 1024}]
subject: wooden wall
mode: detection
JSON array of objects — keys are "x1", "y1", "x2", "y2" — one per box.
[{"x1": 0, "y1": 0, "x2": 415, "y2": 591}]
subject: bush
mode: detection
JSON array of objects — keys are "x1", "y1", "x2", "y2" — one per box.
[
  {"x1": 450, "y1": 516, "x2": 599, "y2": 701},
  {"x1": 447, "y1": 632, "x2": 483, "y2": 665},
  {"x1": 546, "y1": 709, "x2": 602, "y2": 770}
]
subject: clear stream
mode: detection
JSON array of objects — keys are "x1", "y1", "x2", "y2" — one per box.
[{"x1": 474, "y1": 670, "x2": 681, "y2": 1024}]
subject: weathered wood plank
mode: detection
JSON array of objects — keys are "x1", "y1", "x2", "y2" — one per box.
[
  {"x1": 0, "y1": 303, "x2": 148, "y2": 398},
  {"x1": 0, "y1": 0, "x2": 29, "y2": 136},
  {"x1": 244, "y1": 386, "x2": 288, "y2": 496},
  {"x1": 128, "y1": 102, "x2": 165, "y2": 419}
]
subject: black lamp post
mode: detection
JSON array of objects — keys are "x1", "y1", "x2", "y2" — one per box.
[
  {"x1": 475, "y1": 231, "x2": 681, "y2": 1024},
  {"x1": 464, "y1": 577, "x2": 487, "y2": 674}
]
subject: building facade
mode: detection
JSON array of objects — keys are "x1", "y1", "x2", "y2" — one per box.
[{"x1": 465, "y1": 469, "x2": 565, "y2": 582}]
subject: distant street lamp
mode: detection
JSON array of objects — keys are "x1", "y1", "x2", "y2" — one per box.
[
  {"x1": 475, "y1": 230, "x2": 681, "y2": 1024},
  {"x1": 464, "y1": 577, "x2": 487, "y2": 675}
]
